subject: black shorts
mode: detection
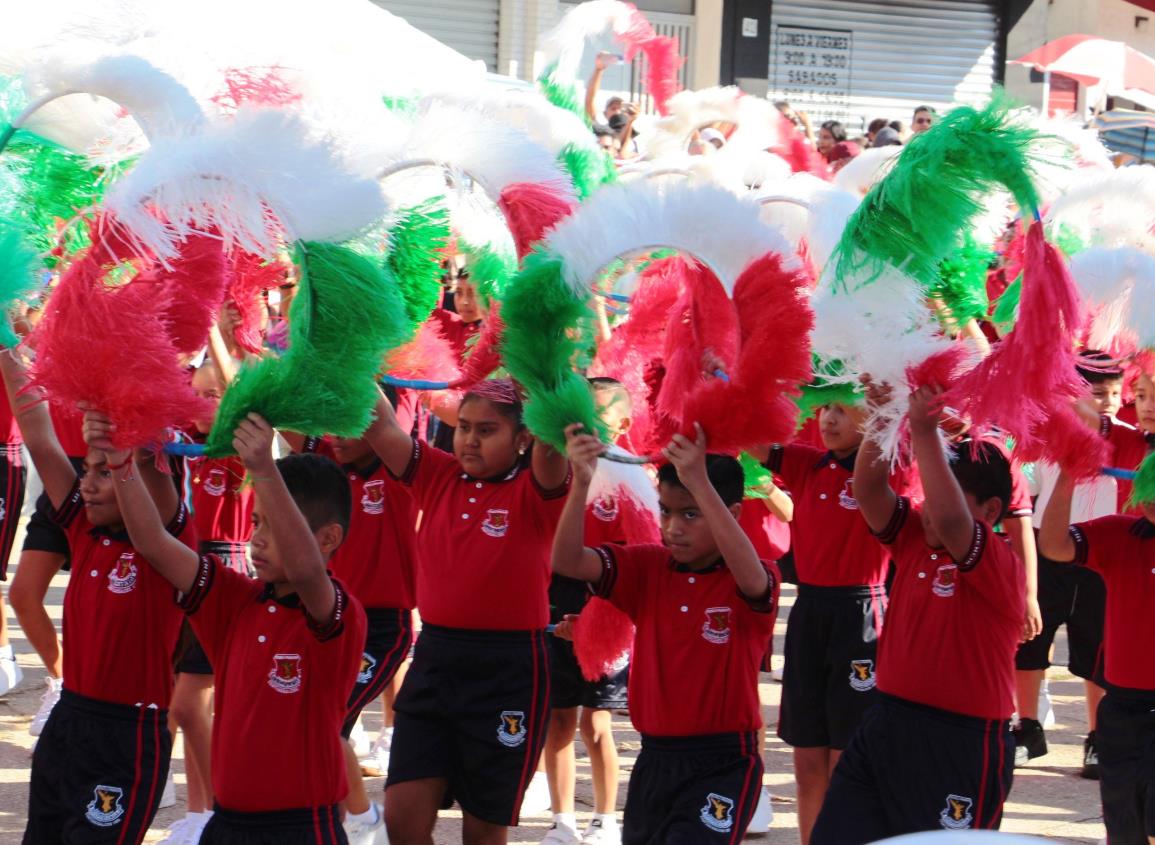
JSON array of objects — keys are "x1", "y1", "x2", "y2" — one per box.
[
  {"x1": 812, "y1": 694, "x2": 1014, "y2": 844},
  {"x1": 202, "y1": 804, "x2": 347, "y2": 844},
  {"x1": 1097, "y1": 691, "x2": 1155, "y2": 844},
  {"x1": 341, "y1": 607, "x2": 414, "y2": 738},
  {"x1": 22, "y1": 455, "x2": 85, "y2": 565},
  {"x1": 24, "y1": 689, "x2": 172, "y2": 845},
  {"x1": 0, "y1": 444, "x2": 27, "y2": 580},
  {"x1": 1015, "y1": 556, "x2": 1105, "y2": 680},
  {"x1": 386, "y1": 624, "x2": 551, "y2": 827},
  {"x1": 777, "y1": 583, "x2": 887, "y2": 749},
  {"x1": 623, "y1": 732, "x2": 763, "y2": 845},
  {"x1": 549, "y1": 636, "x2": 628, "y2": 710}
]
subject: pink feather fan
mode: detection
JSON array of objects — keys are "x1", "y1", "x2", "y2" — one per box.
[
  {"x1": 31, "y1": 217, "x2": 215, "y2": 449},
  {"x1": 943, "y1": 221, "x2": 1107, "y2": 479}
]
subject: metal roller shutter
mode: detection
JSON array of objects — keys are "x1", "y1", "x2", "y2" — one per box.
[
  {"x1": 767, "y1": 0, "x2": 998, "y2": 135},
  {"x1": 372, "y1": 0, "x2": 500, "y2": 71}
]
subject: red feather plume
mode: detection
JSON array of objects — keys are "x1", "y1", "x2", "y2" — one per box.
[
  {"x1": 573, "y1": 597, "x2": 635, "y2": 682},
  {"x1": 227, "y1": 250, "x2": 288, "y2": 355},
  {"x1": 134, "y1": 233, "x2": 227, "y2": 356},
  {"x1": 771, "y1": 115, "x2": 830, "y2": 179},
  {"x1": 498, "y1": 183, "x2": 575, "y2": 260},
  {"x1": 385, "y1": 318, "x2": 463, "y2": 382}
]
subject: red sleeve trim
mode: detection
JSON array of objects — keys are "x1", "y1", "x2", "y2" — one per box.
[
  {"x1": 533, "y1": 467, "x2": 573, "y2": 501},
  {"x1": 738, "y1": 567, "x2": 777, "y2": 614},
  {"x1": 1070, "y1": 524, "x2": 1090, "y2": 567},
  {"x1": 389, "y1": 438, "x2": 423, "y2": 485},
  {"x1": 165, "y1": 502, "x2": 189, "y2": 538},
  {"x1": 47, "y1": 478, "x2": 83, "y2": 529},
  {"x1": 872, "y1": 496, "x2": 910, "y2": 545},
  {"x1": 1099, "y1": 414, "x2": 1111, "y2": 439},
  {"x1": 305, "y1": 579, "x2": 349, "y2": 642},
  {"x1": 955, "y1": 521, "x2": 988, "y2": 572},
  {"x1": 178, "y1": 554, "x2": 218, "y2": 614},
  {"x1": 591, "y1": 545, "x2": 618, "y2": 599},
  {"x1": 764, "y1": 446, "x2": 784, "y2": 474}
]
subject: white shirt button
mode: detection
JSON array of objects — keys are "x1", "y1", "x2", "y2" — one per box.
[
  {"x1": 90, "y1": 570, "x2": 99, "y2": 577},
  {"x1": 258, "y1": 635, "x2": 266, "y2": 643},
  {"x1": 1151, "y1": 568, "x2": 1155, "y2": 574},
  {"x1": 102, "y1": 539, "x2": 110, "y2": 546},
  {"x1": 680, "y1": 605, "x2": 688, "y2": 612},
  {"x1": 930, "y1": 554, "x2": 938, "y2": 561},
  {"x1": 819, "y1": 493, "x2": 828, "y2": 500},
  {"x1": 475, "y1": 482, "x2": 483, "y2": 489},
  {"x1": 349, "y1": 474, "x2": 357, "y2": 481},
  {"x1": 829, "y1": 463, "x2": 837, "y2": 469},
  {"x1": 688, "y1": 577, "x2": 696, "y2": 584},
  {"x1": 462, "y1": 513, "x2": 470, "y2": 519},
  {"x1": 268, "y1": 605, "x2": 277, "y2": 613},
  {"x1": 918, "y1": 572, "x2": 927, "y2": 579},
  {"x1": 469, "y1": 497, "x2": 477, "y2": 503}
]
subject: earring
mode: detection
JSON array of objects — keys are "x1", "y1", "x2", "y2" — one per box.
[{"x1": 518, "y1": 446, "x2": 527, "y2": 455}]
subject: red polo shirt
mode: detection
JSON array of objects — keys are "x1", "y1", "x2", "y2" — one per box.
[
  {"x1": 1101, "y1": 415, "x2": 1153, "y2": 514},
  {"x1": 180, "y1": 555, "x2": 367, "y2": 811},
  {"x1": 52, "y1": 481, "x2": 195, "y2": 708},
  {"x1": 396, "y1": 439, "x2": 570, "y2": 630},
  {"x1": 429, "y1": 309, "x2": 481, "y2": 361},
  {"x1": 765, "y1": 445, "x2": 889, "y2": 586},
  {"x1": 593, "y1": 543, "x2": 778, "y2": 736},
  {"x1": 0, "y1": 390, "x2": 20, "y2": 444},
  {"x1": 873, "y1": 497, "x2": 1024, "y2": 719},
  {"x1": 1070, "y1": 516, "x2": 1155, "y2": 691},
  {"x1": 188, "y1": 453, "x2": 253, "y2": 546}
]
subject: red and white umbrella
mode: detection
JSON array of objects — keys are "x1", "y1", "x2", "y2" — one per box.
[{"x1": 1011, "y1": 33, "x2": 1155, "y2": 100}]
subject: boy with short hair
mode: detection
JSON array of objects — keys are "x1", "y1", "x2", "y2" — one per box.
[
  {"x1": 811, "y1": 384, "x2": 1024, "y2": 842},
  {"x1": 553, "y1": 422, "x2": 778, "y2": 843},
  {"x1": 82, "y1": 409, "x2": 368, "y2": 844},
  {"x1": 1039, "y1": 465, "x2": 1155, "y2": 845},
  {"x1": 0, "y1": 350, "x2": 194, "y2": 845}
]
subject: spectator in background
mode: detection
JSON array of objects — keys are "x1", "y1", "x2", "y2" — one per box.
[
  {"x1": 870, "y1": 126, "x2": 903, "y2": 147},
  {"x1": 775, "y1": 99, "x2": 815, "y2": 145},
  {"x1": 586, "y1": 51, "x2": 624, "y2": 128},
  {"x1": 817, "y1": 120, "x2": 860, "y2": 171},
  {"x1": 912, "y1": 105, "x2": 936, "y2": 134},
  {"x1": 865, "y1": 117, "x2": 889, "y2": 146},
  {"x1": 593, "y1": 124, "x2": 617, "y2": 156}
]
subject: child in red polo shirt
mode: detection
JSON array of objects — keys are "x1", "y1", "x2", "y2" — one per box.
[
  {"x1": 553, "y1": 422, "x2": 779, "y2": 844},
  {"x1": 364, "y1": 379, "x2": 570, "y2": 844},
  {"x1": 83, "y1": 408, "x2": 368, "y2": 844},
  {"x1": 1040, "y1": 470, "x2": 1155, "y2": 845},
  {"x1": 0, "y1": 350, "x2": 194, "y2": 845},
  {"x1": 811, "y1": 384, "x2": 1024, "y2": 843},
  {"x1": 757, "y1": 401, "x2": 889, "y2": 845}
]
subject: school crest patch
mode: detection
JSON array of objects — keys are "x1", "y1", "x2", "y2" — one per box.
[
  {"x1": 361, "y1": 479, "x2": 385, "y2": 515},
  {"x1": 699, "y1": 793, "x2": 735, "y2": 833},
  {"x1": 481, "y1": 508, "x2": 510, "y2": 538},
  {"x1": 932, "y1": 563, "x2": 958, "y2": 597},
  {"x1": 107, "y1": 552, "x2": 138, "y2": 595},
  {"x1": 203, "y1": 466, "x2": 227, "y2": 497},
  {"x1": 702, "y1": 607, "x2": 732, "y2": 644},
  {"x1": 497, "y1": 710, "x2": 527, "y2": 747},
  {"x1": 85, "y1": 784, "x2": 125, "y2": 827},
  {"x1": 838, "y1": 478, "x2": 858, "y2": 510},
  {"x1": 940, "y1": 794, "x2": 974, "y2": 830},
  {"x1": 849, "y1": 659, "x2": 876, "y2": 692},
  {"x1": 268, "y1": 653, "x2": 303, "y2": 694},
  {"x1": 357, "y1": 652, "x2": 377, "y2": 685}
]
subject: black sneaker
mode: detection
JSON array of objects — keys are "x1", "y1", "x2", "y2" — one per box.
[
  {"x1": 1013, "y1": 717, "x2": 1048, "y2": 766},
  {"x1": 1081, "y1": 731, "x2": 1100, "y2": 780}
]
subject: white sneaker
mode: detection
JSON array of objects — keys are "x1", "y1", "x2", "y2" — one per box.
[
  {"x1": 181, "y1": 811, "x2": 212, "y2": 844},
  {"x1": 0, "y1": 652, "x2": 22, "y2": 695},
  {"x1": 580, "y1": 819, "x2": 621, "y2": 844},
  {"x1": 770, "y1": 666, "x2": 783, "y2": 682},
  {"x1": 1039, "y1": 679, "x2": 1056, "y2": 729},
  {"x1": 343, "y1": 802, "x2": 387, "y2": 845},
  {"x1": 540, "y1": 822, "x2": 580, "y2": 845},
  {"x1": 157, "y1": 816, "x2": 190, "y2": 844},
  {"x1": 520, "y1": 771, "x2": 552, "y2": 815},
  {"x1": 746, "y1": 786, "x2": 773, "y2": 833},
  {"x1": 349, "y1": 719, "x2": 371, "y2": 757},
  {"x1": 159, "y1": 770, "x2": 177, "y2": 809},
  {"x1": 358, "y1": 732, "x2": 391, "y2": 778},
  {"x1": 29, "y1": 676, "x2": 62, "y2": 736}
]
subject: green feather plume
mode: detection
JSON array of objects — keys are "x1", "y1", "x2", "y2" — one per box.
[
  {"x1": 386, "y1": 201, "x2": 450, "y2": 332},
  {"x1": 559, "y1": 142, "x2": 617, "y2": 201},
  {"x1": 832, "y1": 93, "x2": 1039, "y2": 291},
  {"x1": 500, "y1": 249, "x2": 605, "y2": 451},
  {"x1": 537, "y1": 63, "x2": 589, "y2": 125},
  {"x1": 739, "y1": 452, "x2": 773, "y2": 500},
  {"x1": 205, "y1": 242, "x2": 408, "y2": 455},
  {"x1": 462, "y1": 239, "x2": 517, "y2": 305},
  {"x1": 793, "y1": 358, "x2": 863, "y2": 424},
  {"x1": 992, "y1": 273, "x2": 1022, "y2": 334},
  {"x1": 0, "y1": 218, "x2": 42, "y2": 347},
  {"x1": 932, "y1": 233, "x2": 993, "y2": 324},
  {"x1": 1129, "y1": 453, "x2": 1155, "y2": 507}
]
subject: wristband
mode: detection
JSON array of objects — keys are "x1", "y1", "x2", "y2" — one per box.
[{"x1": 105, "y1": 456, "x2": 133, "y2": 471}]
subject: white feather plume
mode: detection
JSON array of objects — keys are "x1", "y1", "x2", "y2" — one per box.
[
  {"x1": 804, "y1": 187, "x2": 861, "y2": 274},
  {"x1": 832, "y1": 145, "x2": 901, "y2": 196},
  {"x1": 538, "y1": 0, "x2": 638, "y2": 82},
  {"x1": 587, "y1": 447, "x2": 659, "y2": 522},
  {"x1": 104, "y1": 107, "x2": 387, "y2": 259},
  {"x1": 1046, "y1": 167, "x2": 1155, "y2": 250},
  {"x1": 545, "y1": 179, "x2": 796, "y2": 298},
  {"x1": 642, "y1": 87, "x2": 782, "y2": 164},
  {"x1": 1070, "y1": 245, "x2": 1155, "y2": 349}
]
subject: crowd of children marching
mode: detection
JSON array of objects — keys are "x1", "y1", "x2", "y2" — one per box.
[{"x1": 0, "y1": 238, "x2": 1152, "y2": 845}]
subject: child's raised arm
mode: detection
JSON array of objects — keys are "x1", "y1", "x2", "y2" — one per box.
[
  {"x1": 908, "y1": 385, "x2": 974, "y2": 562},
  {"x1": 551, "y1": 424, "x2": 606, "y2": 583},
  {"x1": 664, "y1": 424, "x2": 770, "y2": 600},
  {"x1": 1038, "y1": 471, "x2": 1078, "y2": 563},
  {"x1": 83, "y1": 410, "x2": 200, "y2": 593},
  {"x1": 0, "y1": 349, "x2": 77, "y2": 511},
  {"x1": 364, "y1": 386, "x2": 420, "y2": 478},
  {"x1": 852, "y1": 378, "x2": 899, "y2": 534},
  {"x1": 233, "y1": 414, "x2": 338, "y2": 623},
  {"x1": 532, "y1": 436, "x2": 570, "y2": 493}
]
